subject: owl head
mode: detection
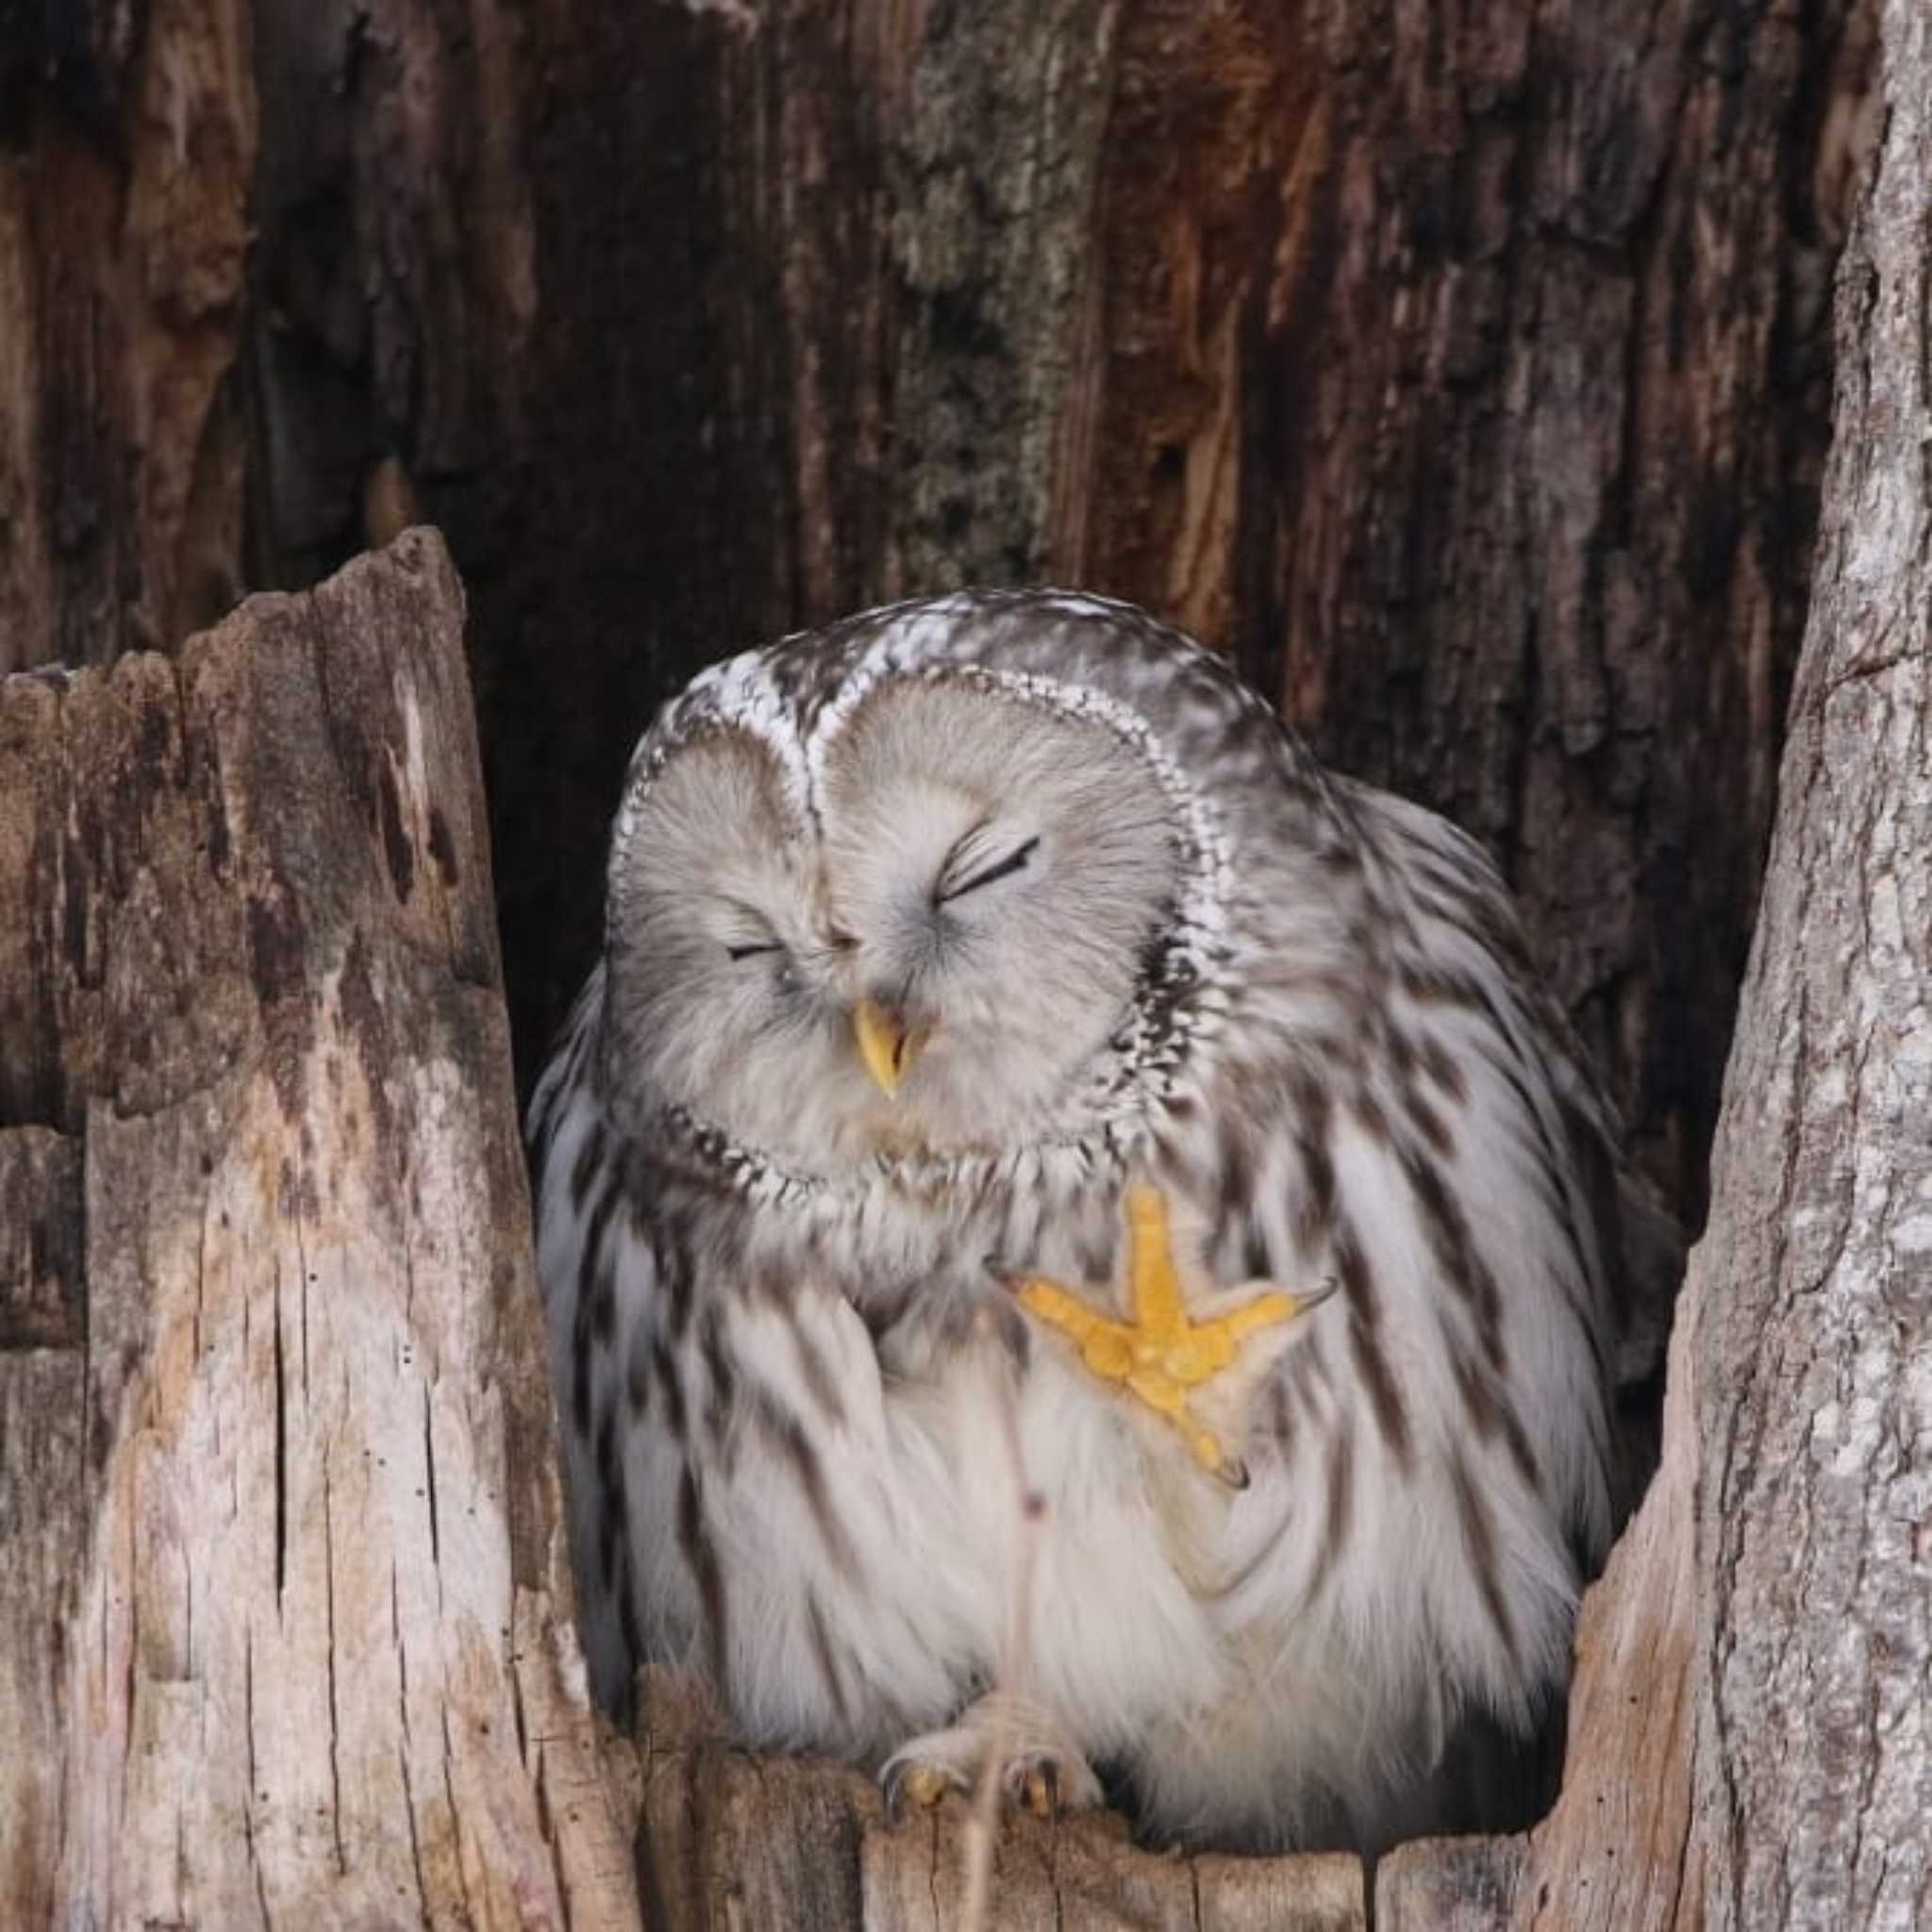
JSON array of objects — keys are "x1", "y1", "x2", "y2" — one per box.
[{"x1": 596, "y1": 593, "x2": 1261, "y2": 1177}]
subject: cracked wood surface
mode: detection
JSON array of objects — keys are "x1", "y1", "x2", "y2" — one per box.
[
  {"x1": 0, "y1": 530, "x2": 636, "y2": 1926},
  {"x1": 634, "y1": 1669, "x2": 1368, "y2": 1932}
]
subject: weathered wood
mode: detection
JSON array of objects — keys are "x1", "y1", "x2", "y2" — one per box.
[
  {"x1": 634, "y1": 1667, "x2": 1368, "y2": 1931},
  {"x1": 0, "y1": 0, "x2": 257, "y2": 671},
  {"x1": 1490, "y1": 1294, "x2": 1700, "y2": 1931},
  {"x1": 0, "y1": 530, "x2": 637, "y2": 1925},
  {"x1": 1688, "y1": 1, "x2": 1932, "y2": 1916},
  {"x1": 1377, "y1": 1835, "x2": 1528, "y2": 1932}
]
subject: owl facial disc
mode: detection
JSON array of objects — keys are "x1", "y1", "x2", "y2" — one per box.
[{"x1": 599, "y1": 593, "x2": 1235, "y2": 1184}]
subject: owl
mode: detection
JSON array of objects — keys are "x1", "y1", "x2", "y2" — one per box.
[{"x1": 527, "y1": 589, "x2": 1646, "y2": 1853}]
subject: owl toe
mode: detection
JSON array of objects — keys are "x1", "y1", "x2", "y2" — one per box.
[
  {"x1": 1008, "y1": 1748, "x2": 1104, "y2": 1819},
  {"x1": 881, "y1": 1754, "x2": 966, "y2": 1823},
  {"x1": 881, "y1": 1712, "x2": 1104, "y2": 1825}
]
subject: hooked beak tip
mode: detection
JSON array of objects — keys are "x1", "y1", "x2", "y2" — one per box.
[{"x1": 854, "y1": 997, "x2": 926, "y2": 1097}]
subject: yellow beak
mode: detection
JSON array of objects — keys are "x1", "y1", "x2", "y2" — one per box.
[{"x1": 854, "y1": 997, "x2": 926, "y2": 1096}]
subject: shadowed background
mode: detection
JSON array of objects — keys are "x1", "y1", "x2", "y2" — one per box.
[{"x1": 0, "y1": 0, "x2": 1880, "y2": 1228}]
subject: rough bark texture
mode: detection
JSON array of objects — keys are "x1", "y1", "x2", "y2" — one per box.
[
  {"x1": 1690, "y1": 0, "x2": 1932, "y2": 1915},
  {"x1": 0, "y1": 530, "x2": 636, "y2": 1925},
  {"x1": 1209, "y1": 0, "x2": 1875, "y2": 1218},
  {"x1": 0, "y1": 0, "x2": 1874, "y2": 1229},
  {"x1": 0, "y1": 0, "x2": 257, "y2": 669}
]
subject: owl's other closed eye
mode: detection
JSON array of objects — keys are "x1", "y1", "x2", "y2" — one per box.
[{"x1": 528, "y1": 588, "x2": 1651, "y2": 1854}]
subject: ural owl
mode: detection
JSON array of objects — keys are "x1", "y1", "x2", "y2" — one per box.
[{"x1": 528, "y1": 590, "x2": 1645, "y2": 1852}]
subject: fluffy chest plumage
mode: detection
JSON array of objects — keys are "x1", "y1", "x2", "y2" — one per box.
[
  {"x1": 539, "y1": 1100, "x2": 1276, "y2": 1724},
  {"x1": 675, "y1": 1185, "x2": 1275, "y2": 1740}
]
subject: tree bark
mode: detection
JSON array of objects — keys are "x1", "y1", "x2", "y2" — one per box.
[
  {"x1": 1688, "y1": 0, "x2": 1932, "y2": 1911},
  {"x1": 0, "y1": 0, "x2": 257, "y2": 669},
  {"x1": 0, "y1": 530, "x2": 635, "y2": 1926},
  {"x1": 0, "y1": 0, "x2": 1874, "y2": 1227}
]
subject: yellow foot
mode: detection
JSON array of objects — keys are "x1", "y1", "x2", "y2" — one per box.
[{"x1": 1007, "y1": 1183, "x2": 1334, "y2": 1486}]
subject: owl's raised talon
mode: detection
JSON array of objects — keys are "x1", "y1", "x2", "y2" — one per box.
[{"x1": 1008, "y1": 1182, "x2": 1332, "y2": 1481}]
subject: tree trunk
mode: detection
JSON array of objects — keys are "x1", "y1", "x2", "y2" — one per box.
[
  {"x1": 0, "y1": 530, "x2": 634, "y2": 1925},
  {"x1": 0, "y1": 0, "x2": 1873, "y2": 1226},
  {"x1": 1688, "y1": 0, "x2": 1932, "y2": 1908}
]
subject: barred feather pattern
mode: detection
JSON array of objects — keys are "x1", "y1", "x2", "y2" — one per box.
[{"x1": 526, "y1": 590, "x2": 1628, "y2": 1853}]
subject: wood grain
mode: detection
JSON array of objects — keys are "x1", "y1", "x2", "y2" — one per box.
[{"x1": 0, "y1": 529, "x2": 636, "y2": 1926}]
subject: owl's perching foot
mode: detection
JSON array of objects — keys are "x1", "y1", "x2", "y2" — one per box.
[
  {"x1": 881, "y1": 1697, "x2": 1105, "y2": 1823},
  {"x1": 1007, "y1": 1182, "x2": 1334, "y2": 1485}
]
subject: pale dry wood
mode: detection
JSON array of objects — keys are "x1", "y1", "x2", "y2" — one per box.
[
  {"x1": 635, "y1": 1667, "x2": 1366, "y2": 1931},
  {"x1": 1376, "y1": 1835, "x2": 1527, "y2": 1931},
  {"x1": 1505, "y1": 1305, "x2": 1700, "y2": 1932},
  {"x1": 0, "y1": 530, "x2": 638, "y2": 1926},
  {"x1": 1690, "y1": 1, "x2": 1932, "y2": 1919}
]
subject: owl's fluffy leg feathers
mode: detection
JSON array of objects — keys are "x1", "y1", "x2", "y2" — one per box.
[
  {"x1": 1008, "y1": 1182, "x2": 1333, "y2": 1485},
  {"x1": 881, "y1": 1693, "x2": 1105, "y2": 1822}
]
